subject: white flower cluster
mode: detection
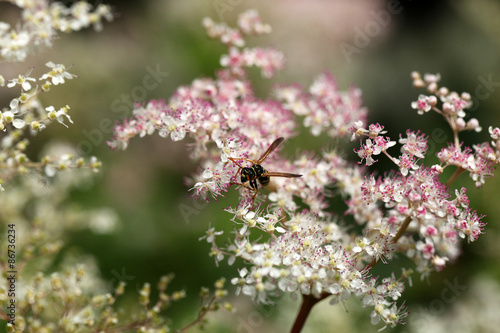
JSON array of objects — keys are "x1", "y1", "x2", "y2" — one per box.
[
  {"x1": 108, "y1": 10, "x2": 499, "y2": 332},
  {"x1": 0, "y1": 0, "x2": 112, "y2": 62},
  {"x1": 0, "y1": 62, "x2": 101, "y2": 190},
  {"x1": 0, "y1": 0, "x2": 111, "y2": 190}
]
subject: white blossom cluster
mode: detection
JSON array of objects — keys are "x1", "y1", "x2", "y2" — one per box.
[
  {"x1": 106, "y1": 9, "x2": 499, "y2": 332},
  {"x1": 0, "y1": 0, "x2": 111, "y2": 190},
  {"x1": 0, "y1": 0, "x2": 112, "y2": 62},
  {"x1": 1, "y1": 3, "x2": 236, "y2": 332}
]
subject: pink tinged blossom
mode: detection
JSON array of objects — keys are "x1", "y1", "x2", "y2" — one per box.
[
  {"x1": 452, "y1": 98, "x2": 467, "y2": 113},
  {"x1": 417, "y1": 207, "x2": 431, "y2": 222},
  {"x1": 361, "y1": 176, "x2": 378, "y2": 202},
  {"x1": 348, "y1": 120, "x2": 365, "y2": 141},
  {"x1": 353, "y1": 237, "x2": 370, "y2": 253},
  {"x1": 430, "y1": 164, "x2": 444, "y2": 174},
  {"x1": 445, "y1": 203, "x2": 459, "y2": 217},
  {"x1": 220, "y1": 47, "x2": 246, "y2": 69},
  {"x1": 410, "y1": 193, "x2": 422, "y2": 203},
  {"x1": 273, "y1": 84, "x2": 309, "y2": 116},
  {"x1": 450, "y1": 96, "x2": 469, "y2": 115},
  {"x1": 411, "y1": 94, "x2": 434, "y2": 114},
  {"x1": 436, "y1": 146, "x2": 453, "y2": 164},
  {"x1": 399, "y1": 130, "x2": 428, "y2": 159},
  {"x1": 221, "y1": 47, "x2": 285, "y2": 79},
  {"x1": 456, "y1": 210, "x2": 485, "y2": 242},
  {"x1": 431, "y1": 255, "x2": 448, "y2": 270},
  {"x1": 422, "y1": 225, "x2": 438, "y2": 237},
  {"x1": 411, "y1": 71, "x2": 425, "y2": 87},
  {"x1": 366, "y1": 239, "x2": 390, "y2": 263},
  {"x1": 461, "y1": 91, "x2": 471, "y2": 101},
  {"x1": 251, "y1": 47, "x2": 285, "y2": 78},
  {"x1": 222, "y1": 30, "x2": 244, "y2": 47},
  {"x1": 101, "y1": 12, "x2": 500, "y2": 326},
  {"x1": 159, "y1": 115, "x2": 186, "y2": 141},
  {"x1": 440, "y1": 91, "x2": 471, "y2": 116},
  {"x1": 202, "y1": 18, "x2": 244, "y2": 47},
  {"x1": 442, "y1": 102, "x2": 455, "y2": 115},
  {"x1": 444, "y1": 228, "x2": 458, "y2": 242},
  {"x1": 416, "y1": 240, "x2": 435, "y2": 260},
  {"x1": 379, "y1": 274, "x2": 405, "y2": 300},
  {"x1": 386, "y1": 215, "x2": 399, "y2": 227},
  {"x1": 397, "y1": 204, "x2": 408, "y2": 216},
  {"x1": 356, "y1": 139, "x2": 380, "y2": 166},
  {"x1": 396, "y1": 153, "x2": 418, "y2": 176},
  {"x1": 466, "y1": 118, "x2": 482, "y2": 132},
  {"x1": 368, "y1": 123, "x2": 387, "y2": 138},
  {"x1": 190, "y1": 163, "x2": 230, "y2": 199},
  {"x1": 489, "y1": 126, "x2": 500, "y2": 140},
  {"x1": 423, "y1": 73, "x2": 441, "y2": 92},
  {"x1": 277, "y1": 72, "x2": 368, "y2": 139},
  {"x1": 237, "y1": 9, "x2": 272, "y2": 35},
  {"x1": 304, "y1": 108, "x2": 327, "y2": 136},
  {"x1": 436, "y1": 146, "x2": 489, "y2": 181},
  {"x1": 380, "y1": 182, "x2": 403, "y2": 203},
  {"x1": 309, "y1": 71, "x2": 338, "y2": 97},
  {"x1": 488, "y1": 126, "x2": 500, "y2": 161},
  {"x1": 373, "y1": 136, "x2": 396, "y2": 152},
  {"x1": 456, "y1": 117, "x2": 466, "y2": 131},
  {"x1": 216, "y1": 138, "x2": 238, "y2": 162}
]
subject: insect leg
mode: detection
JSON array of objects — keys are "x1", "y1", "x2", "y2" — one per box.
[
  {"x1": 251, "y1": 186, "x2": 259, "y2": 209},
  {"x1": 228, "y1": 157, "x2": 244, "y2": 168},
  {"x1": 228, "y1": 157, "x2": 258, "y2": 166}
]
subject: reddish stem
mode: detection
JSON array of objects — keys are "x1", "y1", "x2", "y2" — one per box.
[
  {"x1": 445, "y1": 167, "x2": 465, "y2": 188},
  {"x1": 290, "y1": 294, "x2": 319, "y2": 333}
]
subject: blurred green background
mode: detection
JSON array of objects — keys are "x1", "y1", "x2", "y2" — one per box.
[{"x1": 1, "y1": 0, "x2": 500, "y2": 331}]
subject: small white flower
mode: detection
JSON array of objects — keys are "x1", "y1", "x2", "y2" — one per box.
[
  {"x1": 46, "y1": 105, "x2": 73, "y2": 127},
  {"x1": 216, "y1": 138, "x2": 238, "y2": 162},
  {"x1": 7, "y1": 71, "x2": 36, "y2": 91},
  {"x1": 199, "y1": 226, "x2": 223, "y2": 243},
  {"x1": 202, "y1": 169, "x2": 214, "y2": 179},
  {"x1": 13, "y1": 118, "x2": 25, "y2": 129},
  {"x1": 41, "y1": 62, "x2": 77, "y2": 85},
  {"x1": 161, "y1": 116, "x2": 186, "y2": 141},
  {"x1": 2, "y1": 111, "x2": 14, "y2": 121}
]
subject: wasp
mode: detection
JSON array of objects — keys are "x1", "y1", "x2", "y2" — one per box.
[{"x1": 229, "y1": 137, "x2": 302, "y2": 206}]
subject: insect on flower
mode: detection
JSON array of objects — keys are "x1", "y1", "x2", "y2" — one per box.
[{"x1": 229, "y1": 137, "x2": 302, "y2": 206}]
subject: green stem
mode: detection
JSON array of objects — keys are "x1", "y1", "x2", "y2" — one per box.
[{"x1": 179, "y1": 296, "x2": 216, "y2": 332}]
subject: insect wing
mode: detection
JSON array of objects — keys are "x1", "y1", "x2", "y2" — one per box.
[
  {"x1": 262, "y1": 172, "x2": 302, "y2": 178},
  {"x1": 256, "y1": 137, "x2": 284, "y2": 164}
]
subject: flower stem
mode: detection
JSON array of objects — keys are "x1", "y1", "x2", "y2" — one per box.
[
  {"x1": 290, "y1": 294, "x2": 319, "y2": 333},
  {"x1": 290, "y1": 216, "x2": 414, "y2": 332},
  {"x1": 445, "y1": 167, "x2": 465, "y2": 188},
  {"x1": 365, "y1": 215, "x2": 412, "y2": 269},
  {"x1": 392, "y1": 215, "x2": 412, "y2": 244}
]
